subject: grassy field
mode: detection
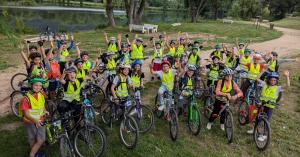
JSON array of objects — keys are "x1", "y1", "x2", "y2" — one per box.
[
  {"x1": 0, "y1": 21, "x2": 282, "y2": 70},
  {"x1": 273, "y1": 17, "x2": 300, "y2": 30},
  {"x1": 0, "y1": 60, "x2": 300, "y2": 156}
]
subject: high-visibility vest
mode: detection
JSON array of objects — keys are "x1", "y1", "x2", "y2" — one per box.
[
  {"x1": 154, "y1": 49, "x2": 163, "y2": 59},
  {"x1": 216, "y1": 80, "x2": 233, "y2": 101},
  {"x1": 108, "y1": 43, "x2": 118, "y2": 52},
  {"x1": 246, "y1": 63, "x2": 261, "y2": 80},
  {"x1": 76, "y1": 69, "x2": 86, "y2": 79},
  {"x1": 107, "y1": 58, "x2": 116, "y2": 74},
  {"x1": 260, "y1": 85, "x2": 278, "y2": 109},
  {"x1": 225, "y1": 56, "x2": 237, "y2": 68},
  {"x1": 169, "y1": 46, "x2": 176, "y2": 55},
  {"x1": 23, "y1": 92, "x2": 45, "y2": 122},
  {"x1": 60, "y1": 49, "x2": 69, "y2": 62},
  {"x1": 63, "y1": 79, "x2": 81, "y2": 102},
  {"x1": 240, "y1": 56, "x2": 251, "y2": 71},
  {"x1": 177, "y1": 45, "x2": 184, "y2": 54},
  {"x1": 115, "y1": 75, "x2": 129, "y2": 97},
  {"x1": 29, "y1": 64, "x2": 49, "y2": 88},
  {"x1": 267, "y1": 59, "x2": 277, "y2": 72},
  {"x1": 213, "y1": 51, "x2": 222, "y2": 60},
  {"x1": 130, "y1": 73, "x2": 141, "y2": 87},
  {"x1": 162, "y1": 69, "x2": 174, "y2": 91},
  {"x1": 208, "y1": 64, "x2": 220, "y2": 80},
  {"x1": 47, "y1": 60, "x2": 61, "y2": 79},
  {"x1": 187, "y1": 53, "x2": 198, "y2": 66},
  {"x1": 82, "y1": 60, "x2": 92, "y2": 71},
  {"x1": 131, "y1": 44, "x2": 143, "y2": 59}
]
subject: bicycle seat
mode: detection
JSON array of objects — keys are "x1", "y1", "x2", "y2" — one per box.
[{"x1": 21, "y1": 86, "x2": 30, "y2": 91}]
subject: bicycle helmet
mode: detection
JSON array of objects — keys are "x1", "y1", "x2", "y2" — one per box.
[
  {"x1": 80, "y1": 51, "x2": 89, "y2": 57},
  {"x1": 136, "y1": 38, "x2": 143, "y2": 42},
  {"x1": 194, "y1": 41, "x2": 200, "y2": 44},
  {"x1": 66, "y1": 66, "x2": 76, "y2": 73},
  {"x1": 174, "y1": 53, "x2": 181, "y2": 58},
  {"x1": 121, "y1": 43, "x2": 128, "y2": 48},
  {"x1": 267, "y1": 72, "x2": 279, "y2": 79},
  {"x1": 60, "y1": 40, "x2": 66, "y2": 45},
  {"x1": 159, "y1": 35, "x2": 164, "y2": 39},
  {"x1": 222, "y1": 68, "x2": 234, "y2": 76},
  {"x1": 188, "y1": 65, "x2": 197, "y2": 71},
  {"x1": 119, "y1": 62, "x2": 131, "y2": 69},
  {"x1": 253, "y1": 54, "x2": 262, "y2": 59},
  {"x1": 107, "y1": 51, "x2": 115, "y2": 56},
  {"x1": 30, "y1": 52, "x2": 41, "y2": 59},
  {"x1": 161, "y1": 60, "x2": 171, "y2": 67},
  {"x1": 74, "y1": 58, "x2": 83, "y2": 65},
  {"x1": 271, "y1": 51, "x2": 278, "y2": 56},
  {"x1": 192, "y1": 46, "x2": 198, "y2": 50},
  {"x1": 132, "y1": 59, "x2": 142, "y2": 66},
  {"x1": 170, "y1": 40, "x2": 176, "y2": 44},
  {"x1": 98, "y1": 62, "x2": 105, "y2": 67},
  {"x1": 29, "y1": 45, "x2": 37, "y2": 50},
  {"x1": 212, "y1": 56, "x2": 220, "y2": 60},
  {"x1": 244, "y1": 48, "x2": 252, "y2": 53},
  {"x1": 28, "y1": 76, "x2": 44, "y2": 85},
  {"x1": 239, "y1": 43, "x2": 245, "y2": 46},
  {"x1": 155, "y1": 42, "x2": 161, "y2": 46},
  {"x1": 110, "y1": 36, "x2": 116, "y2": 41},
  {"x1": 215, "y1": 45, "x2": 222, "y2": 49},
  {"x1": 180, "y1": 37, "x2": 184, "y2": 41}
]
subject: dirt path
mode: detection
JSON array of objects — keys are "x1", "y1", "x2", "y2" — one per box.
[{"x1": 1, "y1": 25, "x2": 300, "y2": 117}]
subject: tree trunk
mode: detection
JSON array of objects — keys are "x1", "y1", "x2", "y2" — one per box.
[
  {"x1": 134, "y1": 0, "x2": 146, "y2": 24},
  {"x1": 189, "y1": 0, "x2": 208, "y2": 23},
  {"x1": 106, "y1": 0, "x2": 116, "y2": 27},
  {"x1": 124, "y1": 0, "x2": 146, "y2": 25},
  {"x1": 214, "y1": 5, "x2": 219, "y2": 20}
]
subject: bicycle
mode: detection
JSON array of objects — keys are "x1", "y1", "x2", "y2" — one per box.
[
  {"x1": 99, "y1": 97, "x2": 139, "y2": 149},
  {"x1": 10, "y1": 73, "x2": 29, "y2": 91},
  {"x1": 154, "y1": 91, "x2": 179, "y2": 141},
  {"x1": 51, "y1": 102, "x2": 106, "y2": 156},
  {"x1": 211, "y1": 98, "x2": 235, "y2": 143},
  {"x1": 40, "y1": 26, "x2": 66, "y2": 41},
  {"x1": 128, "y1": 86, "x2": 154, "y2": 133},
  {"x1": 203, "y1": 77, "x2": 219, "y2": 119},
  {"x1": 81, "y1": 88, "x2": 98, "y2": 127},
  {"x1": 238, "y1": 99, "x2": 274, "y2": 151}
]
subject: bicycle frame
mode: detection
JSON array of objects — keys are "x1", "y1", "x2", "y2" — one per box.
[
  {"x1": 131, "y1": 87, "x2": 143, "y2": 119},
  {"x1": 246, "y1": 81, "x2": 257, "y2": 103}
]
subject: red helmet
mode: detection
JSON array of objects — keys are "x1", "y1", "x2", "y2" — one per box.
[
  {"x1": 161, "y1": 60, "x2": 171, "y2": 67},
  {"x1": 253, "y1": 54, "x2": 262, "y2": 59}
]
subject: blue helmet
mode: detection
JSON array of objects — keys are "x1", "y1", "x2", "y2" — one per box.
[
  {"x1": 267, "y1": 72, "x2": 279, "y2": 79},
  {"x1": 132, "y1": 59, "x2": 142, "y2": 66}
]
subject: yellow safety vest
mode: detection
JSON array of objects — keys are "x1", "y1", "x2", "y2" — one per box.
[
  {"x1": 130, "y1": 73, "x2": 141, "y2": 87},
  {"x1": 154, "y1": 49, "x2": 163, "y2": 59},
  {"x1": 116, "y1": 75, "x2": 129, "y2": 97},
  {"x1": 131, "y1": 44, "x2": 143, "y2": 59},
  {"x1": 181, "y1": 77, "x2": 193, "y2": 95},
  {"x1": 216, "y1": 80, "x2": 233, "y2": 101},
  {"x1": 197, "y1": 47, "x2": 201, "y2": 56},
  {"x1": 82, "y1": 60, "x2": 92, "y2": 71},
  {"x1": 187, "y1": 53, "x2": 198, "y2": 65},
  {"x1": 225, "y1": 56, "x2": 237, "y2": 68},
  {"x1": 162, "y1": 69, "x2": 174, "y2": 91},
  {"x1": 260, "y1": 85, "x2": 278, "y2": 108},
  {"x1": 177, "y1": 45, "x2": 184, "y2": 54},
  {"x1": 241, "y1": 56, "x2": 251, "y2": 71},
  {"x1": 123, "y1": 53, "x2": 130, "y2": 63},
  {"x1": 63, "y1": 79, "x2": 81, "y2": 102},
  {"x1": 30, "y1": 64, "x2": 49, "y2": 88},
  {"x1": 247, "y1": 63, "x2": 261, "y2": 80},
  {"x1": 76, "y1": 69, "x2": 86, "y2": 79},
  {"x1": 268, "y1": 59, "x2": 277, "y2": 72},
  {"x1": 23, "y1": 92, "x2": 45, "y2": 122},
  {"x1": 238, "y1": 48, "x2": 244, "y2": 55},
  {"x1": 108, "y1": 43, "x2": 118, "y2": 52},
  {"x1": 60, "y1": 49, "x2": 69, "y2": 62},
  {"x1": 168, "y1": 46, "x2": 176, "y2": 56},
  {"x1": 208, "y1": 64, "x2": 220, "y2": 80},
  {"x1": 213, "y1": 51, "x2": 222, "y2": 60}
]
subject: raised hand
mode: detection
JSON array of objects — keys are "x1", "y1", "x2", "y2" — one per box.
[
  {"x1": 295, "y1": 57, "x2": 300, "y2": 62},
  {"x1": 104, "y1": 32, "x2": 107, "y2": 36},
  {"x1": 117, "y1": 34, "x2": 121, "y2": 40},
  {"x1": 135, "y1": 34, "x2": 138, "y2": 38},
  {"x1": 19, "y1": 43, "x2": 24, "y2": 50},
  {"x1": 71, "y1": 35, "x2": 74, "y2": 41},
  {"x1": 75, "y1": 42, "x2": 81, "y2": 46},
  {"x1": 283, "y1": 69, "x2": 290, "y2": 76}
]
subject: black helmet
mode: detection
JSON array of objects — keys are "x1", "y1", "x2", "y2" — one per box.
[
  {"x1": 29, "y1": 45, "x2": 37, "y2": 50},
  {"x1": 194, "y1": 41, "x2": 199, "y2": 44},
  {"x1": 80, "y1": 51, "x2": 89, "y2": 57},
  {"x1": 74, "y1": 58, "x2": 83, "y2": 65},
  {"x1": 159, "y1": 35, "x2": 164, "y2": 39},
  {"x1": 121, "y1": 43, "x2": 128, "y2": 48},
  {"x1": 60, "y1": 40, "x2": 67, "y2": 44},
  {"x1": 271, "y1": 51, "x2": 278, "y2": 56},
  {"x1": 170, "y1": 40, "x2": 176, "y2": 44},
  {"x1": 212, "y1": 56, "x2": 220, "y2": 60},
  {"x1": 45, "y1": 49, "x2": 55, "y2": 55},
  {"x1": 30, "y1": 52, "x2": 41, "y2": 59},
  {"x1": 66, "y1": 67, "x2": 76, "y2": 73}
]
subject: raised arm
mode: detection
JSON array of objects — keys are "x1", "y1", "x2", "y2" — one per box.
[
  {"x1": 152, "y1": 37, "x2": 156, "y2": 48},
  {"x1": 26, "y1": 42, "x2": 30, "y2": 57},
  {"x1": 201, "y1": 38, "x2": 209, "y2": 46},
  {"x1": 235, "y1": 38, "x2": 239, "y2": 49},
  {"x1": 130, "y1": 34, "x2": 138, "y2": 50},
  {"x1": 39, "y1": 40, "x2": 46, "y2": 60},
  {"x1": 44, "y1": 41, "x2": 54, "y2": 62},
  {"x1": 67, "y1": 35, "x2": 74, "y2": 51},
  {"x1": 281, "y1": 69, "x2": 290, "y2": 89},
  {"x1": 149, "y1": 63, "x2": 157, "y2": 75},
  {"x1": 65, "y1": 56, "x2": 71, "y2": 69},
  {"x1": 245, "y1": 39, "x2": 252, "y2": 48},
  {"x1": 117, "y1": 34, "x2": 121, "y2": 51},
  {"x1": 104, "y1": 32, "x2": 109, "y2": 44},
  {"x1": 19, "y1": 43, "x2": 30, "y2": 68},
  {"x1": 75, "y1": 42, "x2": 81, "y2": 58},
  {"x1": 59, "y1": 71, "x2": 67, "y2": 85},
  {"x1": 256, "y1": 68, "x2": 266, "y2": 84},
  {"x1": 57, "y1": 44, "x2": 63, "y2": 59}
]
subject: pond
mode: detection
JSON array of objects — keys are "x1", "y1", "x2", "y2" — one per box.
[{"x1": 0, "y1": 6, "x2": 190, "y2": 32}]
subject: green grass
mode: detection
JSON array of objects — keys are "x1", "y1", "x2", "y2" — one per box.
[{"x1": 274, "y1": 17, "x2": 300, "y2": 30}]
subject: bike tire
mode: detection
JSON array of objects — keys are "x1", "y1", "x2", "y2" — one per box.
[
  {"x1": 10, "y1": 90, "x2": 25, "y2": 118},
  {"x1": 119, "y1": 115, "x2": 139, "y2": 149},
  {"x1": 60, "y1": 135, "x2": 75, "y2": 157},
  {"x1": 73, "y1": 124, "x2": 106, "y2": 157},
  {"x1": 195, "y1": 79, "x2": 206, "y2": 100},
  {"x1": 169, "y1": 108, "x2": 179, "y2": 141},
  {"x1": 253, "y1": 117, "x2": 271, "y2": 151},
  {"x1": 154, "y1": 94, "x2": 164, "y2": 118},
  {"x1": 203, "y1": 96, "x2": 214, "y2": 119},
  {"x1": 237, "y1": 99, "x2": 250, "y2": 126},
  {"x1": 40, "y1": 33, "x2": 49, "y2": 41},
  {"x1": 128, "y1": 104, "x2": 154, "y2": 133},
  {"x1": 99, "y1": 98, "x2": 112, "y2": 124},
  {"x1": 10, "y1": 73, "x2": 28, "y2": 91},
  {"x1": 45, "y1": 100, "x2": 56, "y2": 121},
  {"x1": 225, "y1": 110, "x2": 234, "y2": 143},
  {"x1": 85, "y1": 106, "x2": 98, "y2": 126},
  {"x1": 188, "y1": 105, "x2": 202, "y2": 136},
  {"x1": 88, "y1": 85, "x2": 106, "y2": 108}
]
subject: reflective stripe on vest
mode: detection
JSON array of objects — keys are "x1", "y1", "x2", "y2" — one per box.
[
  {"x1": 63, "y1": 79, "x2": 81, "y2": 102},
  {"x1": 181, "y1": 77, "x2": 193, "y2": 95},
  {"x1": 268, "y1": 59, "x2": 277, "y2": 72},
  {"x1": 76, "y1": 69, "x2": 86, "y2": 79},
  {"x1": 116, "y1": 75, "x2": 129, "y2": 97},
  {"x1": 208, "y1": 64, "x2": 219, "y2": 80},
  {"x1": 260, "y1": 85, "x2": 278, "y2": 109},
  {"x1": 60, "y1": 49, "x2": 69, "y2": 62},
  {"x1": 130, "y1": 74, "x2": 141, "y2": 86},
  {"x1": 225, "y1": 57, "x2": 236, "y2": 68},
  {"x1": 241, "y1": 56, "x2": 251, "y2": 71},
  {"x1": 246, "y1": 63, "x2": 261, "y2": 80},
  {"x1": 187, "y1": 53, "x2": 198, "y2": 65},
  {"x1": 23, "y1": 92, "x2": 45, "y2": 121},
  {"x1": 131, "y1": 44, "x2": 143, "y2": 59},
  {"x1": 107, "y1": 58, "x2": 116, "y2": 74},
  {"x1": 47, "y1": 60, "x2": 61, "y2": 78},
  {"x1": 82, "y1": 61, "x2": 92, "y2": 70},
  {"x1": 169, "y1": 47, "x2": 176, "y2": 54},
  {"x1": 108, "y1": 43, "x2": 118, "y2": 52},
  {"x1": 177, "y1": 45, "x2": 184, "y2": 54},
  {"x1": 154, "y1": 49, "x2": 163, "y2": 59},
  {"x1": 162, "y1": 69, "x2": 174, "y2": 90}
]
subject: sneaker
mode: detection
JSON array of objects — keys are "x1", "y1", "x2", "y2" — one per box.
[
  {"x1": 34, "y1": 152, "x2": 45, "y2": 157},
  {"x1": 257, "y1": 135, "x2": 267, "y2": 142},
  {"x1": 220, "y1": 124, "x2": 225, "y2": 131},
  {"x1": 157, "y1": 77, "x2": 161, "y2": 80},
  {"x1": 158, "y1": 105, "x2": 165, "y2": 111},
  {"x1": 151, "y1": 77, "x2": 154, "y2": 82},
  {"x1": 129, "y1": 108, "x2": 137, "y2": 116},
  {"x1": 206, "y1": 122, "x2": 212, "y2": 130},
  {"x1": 247, "y1": 129, "x2": 254, "y2": 134}
]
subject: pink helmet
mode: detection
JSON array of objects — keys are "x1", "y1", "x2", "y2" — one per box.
[{"x1": 253, "y1": 54, "x2": 262, "y2": 59}]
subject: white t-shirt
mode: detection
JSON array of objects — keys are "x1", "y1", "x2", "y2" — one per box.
[
  {"x1": 113, "y1": 75, "x2": 132, "y2": 85},
  {"x1": 260, "y1": 81, "x2": 282, "y2": 96},
  {"x1": 156, "y1": 69, "x2": 177, "y2": 79}
]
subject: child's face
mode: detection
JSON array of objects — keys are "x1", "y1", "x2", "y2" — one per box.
[
  {"x1": 136, "y1": 41, "x2": 142, "y2": 46},
  {"x1": 134, "y1": 64, "x2": 141, "y2": 71},
  {"x1": 76, "y1": 62, "x2": 83, "y2": 70},
  {"x1": 239, "y1": 45, "x2": 244, "y2": 49},
  {"x1": 162, "y1": 64, "x2": 170, "y2": 73},
  {"x1": 31, "y1": 82, "x2": 42, "y2": 93},
  {"x1": 33, "y1": 57, "x2": 41, "y2": 65},
  {"x1": 122, "y1": 47, "x2": 128, "y2": 51},
  {"x1": 175, "y1": 57, "x2": 180, "y2": 62},
  {"x1": 30, "y1": 48, "x2": 37, "y2": 53},
  {"x1": 110, "y1": 40, "x2": 115, "y2": 43},
  {"x1": 216, "y1": 48, "x2": 221, "y2": 51},
  {"x1": 49, "y1": 53, "x2": 54, "y2": 60},
  {"x1": 62, "y1": 43, "x2": 67, "y2": 49},
  {"x1": 227, "y1": 51, "x2": 233, "y2": 57},
  {"x1": 194, "y1": 43, "x2": 199, "y2": 46},
  {"x1": 192, "y1": 49, "x2": 197, "y2": 54},
  {"x1": 187, "y1": 70, "x2": 194, "y2": 76},
  {"x1": 224, "y1": 75, "x2": 233, "y2": 81},
  {"x1": 171, "y1": 43, "x2": 175, "y2": 47},
  {"x1": 213, "y1": 58, "x2": 219, "y2": 64},
  {"x1": 156, "y1": 44, "x2": 161, "y2": 49},
  {"x1": 82, "y1": 55, "x2": 88, "y2": 61},
  {"x1": 68, "y1": 72, "x2": 76, "y2": 81},
  {"x1": 268, "y1": 78, "x2": 277, "y2": 86},
  {"x1": 180, "y1": 40, "x2": 184, "y2": 44},
  {"x1": 121, "y1": 68, "x2": 129, "y2": 76},
  {"x1": 253, "y1": 58, "x2": 260, "y2": 64},
  {"x1": 108, "y1": 55, "x2": 114, "y2": 60},
  {"x1": 244, "y1": 52, "x2": 250, "y2": 56}
]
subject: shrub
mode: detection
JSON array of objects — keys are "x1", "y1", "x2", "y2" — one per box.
[
  {"x1": 291, "y1": 12, "x2": 299, "y2": 17},
  {"x1": 22, "y1": 0, "x2": 36, "y2": 6},
  {"x1": 14, "y1": 26, "x2": 36, "y2": 34},
  {"x1": 58, "y1": 28, "x2": 67, "y2": 33},
  {"x1": 95, "y1": 23, "x2": 108, "y2": 30}
]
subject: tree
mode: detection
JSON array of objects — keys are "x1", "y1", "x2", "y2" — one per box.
[
  {"x1": 188, "y1": 0, "x2": 208, "y2": 23},
  {"x1": 0, "y1": 10, "x2": 20, "y2": 46},
  {"x1": 106, "y1": 0, "x2": 116, "y2": 27},
  {"x1": 124, "y1": 0, "x2": 146, "y2": 24},
  {"x1": 268, "y1": 0, "x2": 300, "y2": 19},
  {"x1": 228, "y1": 0, "x2": 262, "y2": 20}
]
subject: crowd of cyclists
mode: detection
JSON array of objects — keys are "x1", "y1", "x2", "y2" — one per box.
[{"x1": 15, "y1": 31, "x2": 300, "y2": 157}]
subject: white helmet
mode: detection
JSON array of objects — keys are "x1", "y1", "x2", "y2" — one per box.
[
  {"x1": 119, "y1": 62, "x2": 131, "y2": 69},
  {"x1": 222, "y1": 68, "x2": 234, "y2": 76},
  {"x1": 107, "y1": 51, "x2": 115, "y2": 56},
  {"x1": 110, "y1": 36, "x2": 116, "y2": 41},
  {"x1": 187, "y1": 65, "x2": 196, "y2": 71}
]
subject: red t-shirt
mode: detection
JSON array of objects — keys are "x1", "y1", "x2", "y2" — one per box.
[
  {"x1": 21, "y1": 92, "x2": 46, "y2": 123},
  {"x1": 246, "y1": 63, "x2": 264, "y2": 71}
]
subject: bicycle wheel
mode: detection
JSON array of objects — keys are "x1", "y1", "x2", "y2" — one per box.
[
  {"x1": 128, "y1": 104, "x2": 154, "y2": 133},
  {"x1": 188, "y1": 105, "x2": 202, "y2": 136},
  {"x1": 225, "y1": 109, "x2": 234, "y2": 143},
  {"x1": 56, "y1": 88, "x2": 64, "y2": 104},
  {"x1": 40, "y1": 33, "x2": 49, "y2": 41},
  {"x1": 99, "y1": 98, "x2": 112, "y2": 124},
  {"x1": 154, "y1": 94, "x2": 164, "y2": 118},
  {"x1": 74, "y1": 124, "x2": 106, "y2": 157},
  {"x1": 85, "y1": 106, "x2": 97, "y2": 126},
  {"x1": 45, "y1": 100, "x2": 56, "y2": 121},
  {"x1": 119, "y1": 115, "x2": 139, "y2": 149},
  {"x1": 238, "y1": 99, "x2": 250, "y2": 125},
  {"x1": 10, "y1": 90, "x2": 25, "y2": 118},
  {"x1": 169, "y1": 108, "x2": 179, "y2": 141},
  {"x1": 195, "y1": 80, "x2": 206, "y2": 99},
  {"x1": 203, "y1": 96, "x2": 214, "y2": 119},
  {"x1": 60, "y1": 135, "x2": 75, "y2": 157},
  {"x1": 11, "y1": 73, "x2": 28, "y2": 91},
  {"x1": 253, "y1": 117, "x2": 271, "y2": 151},
  {"x1": 88, "y1": 85, "x2": 105, "y2": 108}
]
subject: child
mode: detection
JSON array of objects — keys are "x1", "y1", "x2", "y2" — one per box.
[
  {"x1": 186, "y1": 46, "x2": 202, "y2": 66},
  {"x1": 129, "y1": 34, "x2": 148, "y2": 62},
  {"x1": 235, "y1": 38, "x2": 251, "y2": 55},
  {"x1": 66, "y1": 57, "x2": 86, "y2": 84},
  {"x1": 157, "y1": 32, "x2": 167, "y2": 47},
  {"x1": 165, "y1": 36, "x2": 177, "y2": 66},
  {"x1": 57, "y1": 35, "x2": 74, "y2": 74},
  {"x1": 205, "y1": 56, "x2": 225, "y2": 87},
  {"x1": 117, "y1": 34, "x2": 130, "y2": 63},
  {"x1": 151, "y1": 38, "x2": 164, "y2": 81},
  {"x1": 206, "y1": 68, "x2": 243, "y2": 130},
  {"x1": 223, "y1": 44, "x2": 239, "y2": 69},
  {"x1": 210, "y1": 45, "x2": 225, "y2": 61},
  {"x1": 21, "y1": 76, "x2": 49, "y2": 157},
  {"x1": 75, "y1": 42, "x2": 94, "y2": 73},
  {"x1": 104, "y1": 32, "x2": 118, "y2": 53},
  {"x1": 129, "y1": 59, "x2": 145, "y2": 108},
  {"x1": 187, "y1": 34, "x2": 209, "y2": 56},
  {"x1": 235, "y1": 48, "x2": 252, "y2": 86}
]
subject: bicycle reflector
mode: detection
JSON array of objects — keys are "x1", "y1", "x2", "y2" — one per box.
[{"x1": 212, "y1": 114, "x2": 218, "y2": 117}]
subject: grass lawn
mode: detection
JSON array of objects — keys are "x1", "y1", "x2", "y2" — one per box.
[
  {"x1": 0, "y1": 20, "x2": 282, "y2": 70},
  {"x1": 274, "y1": 17, "x2": 300, "y2": 30}
]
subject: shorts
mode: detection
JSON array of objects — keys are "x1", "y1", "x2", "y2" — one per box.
[
  {"x1": 235, "y1": 65, "x2": 248, "y2": 79},
  {"x1": 153, "y1": 63, "x2": 162, "y2": 71},
  {"x1": 24, "y1": 122, "x2": 46, "y2": 142},
  {"x1": 48, "y1": 79, "x2": 58, "y2": 91}
]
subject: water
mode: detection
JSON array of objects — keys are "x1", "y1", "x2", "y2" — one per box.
[{"x1": 0, "y1": 6, "x2": 189, "y2": 32}]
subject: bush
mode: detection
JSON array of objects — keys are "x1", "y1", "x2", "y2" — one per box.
[
  {"x1": 292, "y1": 12, "x2": 299, "y2": 17},
  {"x1": 14, "y1": 26, "x2": 36, "y2": 34},
  {"x1": 22, "y1": 0, "x2": 36, "y2": 6},
  {"x1": 58, "y1": 28, "x2": 67, "y2": 33},
  {"x1": 95, "y1": 23, "x2": 108, "y2": 30}
]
